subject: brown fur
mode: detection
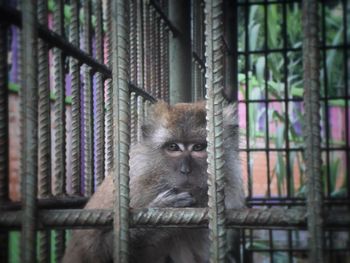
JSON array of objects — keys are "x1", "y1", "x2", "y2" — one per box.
[{"x1": 62, "y1": 101, "x2": 244, "y2": 263}]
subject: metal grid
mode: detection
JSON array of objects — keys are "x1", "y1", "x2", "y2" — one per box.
[{"x1": 0, "y1": 0, "x2": 349, "y2": 263}]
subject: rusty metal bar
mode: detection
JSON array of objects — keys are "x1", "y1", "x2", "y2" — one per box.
[
  {"x1": 83, "y1": 0, "x2": 94, "y2": 197},
  {"x1": 111, "y1": 0, "x2": 130, "y2": 261},
  {"x1": 204, "y1": 0, "x2": 227, "y2": 262},
  {"x1": 2, "y1": 208, "x2": 349, "y2": 229},
  {"x1": 302, "y1": 1, "x2": 324, "y2": 262},
  {"x1": 20, "y1": 0, "x2": 38, "y2": 262},
  {"x1": 70, "y1": 0, "x2": 81, "y2": 196},
  {"x1": 94, "y1": 0, "x2": 105, "y2": 187},
  {"x1": 136, "y1": 96, "x2": 144, "y2": 142}
]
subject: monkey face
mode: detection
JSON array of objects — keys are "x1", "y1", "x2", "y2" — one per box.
[{"x1": 160, "y1": 141, "x2": 209, "y2": 206}]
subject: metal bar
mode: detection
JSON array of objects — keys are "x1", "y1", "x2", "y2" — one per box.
[
  {"x1": 37, "y1": 0, "x2": 51, "y2": 261},
  {"x1": 130, "y1": 0, "x2": 137, "y2": 85},
  {"x1": 104, "y1": 0, "x2": 113, "y2": 177},
  {"x1": 136, "y1": 0, "x2": 144, "y2": 90},
  {"x1": 130, "y1": 92, "x2": 137, "y2": 145},
  {"x1": 143, "y1": 1, "x2": 151, "y2": 93},
  {"x1": 53, "y1": 0, "x2": 66, "y2": 196},
  {"x1": 149, "y1": 0, "x2": 179, "y2": 37},
  {"x1": 111, "y1": 0, "x2": 130, "y2": 261},
  {"x1": 0, "y1": 5, "x2": 111, "y2": 77},
  {"x1": 149, "y1": 7, "x2": 156, "y2": 96},
  {"x1": 302, "y1": 1, "x2": 324, "y2": 262},
  {"x1": 52, "y1": 1, "x2": 66, "y2": 259},
  {"x1": 20, "y1": 0, "x2": 38, "y2": 262},
  {"x1": 204, "y1": 0, "x2": 226, "y2": 262},
  {"x1": 69, "y1": 0, "x2": 81, "y2": 196},
  {"x1": 2, "y1": 207, "x2": 350, "y2": 229},
  {"x1": 94, "y1": 0, "x2": 105, "y2": 187},
  {"x1": 83, "y1": 0, "x2": 94, "y2": 197},
  {"x1": 159, "y1": 0, "x2": 167, "y2": 101},
  {"x1": 137, "y1": 96, "x2": 144, "y2": 142}
]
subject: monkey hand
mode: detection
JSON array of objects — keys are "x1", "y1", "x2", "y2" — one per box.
[{"x1": 149, "y1": 188, "x2": 195, "y2": 208}]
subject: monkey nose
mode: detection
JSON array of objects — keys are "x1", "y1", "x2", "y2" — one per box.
[{"x1": 180, "y1": 158, "x2": 192, "y2": 175}]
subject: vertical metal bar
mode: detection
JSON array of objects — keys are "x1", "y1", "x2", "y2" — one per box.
[
  {"x1": 112, "y1": 0, "x2": 130, "y2": 262},
  {"x1": 70, "y1": 0, "x2": 81, "y2": 196},
  {"x1": 130, "y1": 0, "x2": 137, "y2": 85},
  {"x1": 94, "y1": 0, "x2": 105, "y2": 187},
  {"x1": 137, "y1": 96, "x2": 144, "y2": 142},
  {"x1": 143, "y1": 1, "x2": 151, "y2": 93},
  {"x1": 204, "y1": 0, "x2": 227, "y2": 262},
  {"x1": 169, "y1": 0, "x2": 192, "y2": 104},
  {"x1": 136, "y1": 0, "x2": 144, "y2": 90},
  {"x1": 20, "y1": 0, "x2": 38, "y2": 262},
  {"x1": 149, "y1": 7, "x2": 156, "y2": 96},
  {"x1": 0, "y1": 1, "x2": 9, "y2": 261},
  {"x1": 53, "y1": 0, "x2": 66, "y2": 197},
  {"x1": 37, "y1": 0, "x2": 51, "y2": 261},
  {"x1": 53, "y1": 1, "x2": 66, "y2": 259},
  {"x1": 130, "y1": 92, "x2": 137, "y2": 145},
  {"x1": 83, "y1": 0, "x2": 94, "y2": 197},
  {"x1": 105, "y1": 0, "x2": 113, "y2": 176},
  {"x1": 302, "y1": 1, "x2": 324, "y2": 262},
  {"x1": 161, "y1": 0, "x2": 169, "y2": 102},
  {"x1": 159, "y1": 0, "x2": 166, "y2": 100}
]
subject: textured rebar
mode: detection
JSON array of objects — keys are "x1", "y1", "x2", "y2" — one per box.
[
  {"x1": 302, "y1": 1, "x2": 324, "y2": 262},
  {"x1": 136, "y1": 0, "x2": 144, "y2": 90},
  {"x1": 37, "y1": 1, "x2": 51, "y2": 261},
  {"x1": 53, "y1": 0, "x2": 66, "y2": 196},
  {"x1": 161, "y1": 0, "x2": 169, "y2": 102},
  {"x1": 20, "y1": 1, "x2": 38, "y2": 262},
  {"x1": 136, "y1": 96, "x2": 144, "y2": 142},
  {"x1": 104, "y1": 0, "x2": 113, "y2": 176},
  {"x1": 0, "y1": 6, "x2": 8, "y2": 203},
  {"x1": 2, "y1": 207, "x2": 348, "y2": 229},
  {"x1": 52, "y1": 1, "x2": 67, "y2": 259},
  {"x1": 94, "y1": 0, "x2": 105, "y2": 187},
  {"x1": 111, "y1": 0, "x2": 130, "y2": 261},
  {"x1": 143, "y1": 1, "x2": 151, "y2": 93},
  {"x1": 204, "y1": 0, "x2": 227, "y2": 262},
  {"x1": 129, "y1": 0, "x2": 137, "y2": 84},
  {"x1": 83, "y1": 0, "x2": 93, "y2": 197},
  {"x1": 149, "y1": 7, "x2": 156, "y2": 96},
  {"x1": 154, "y1": 9, "x2": 161, "y2": 98},
  {"x1": 70, "y1": 0, "x2": 81, "y2": 196},
  {"x1": 130, "y1": 93, "x2": 137, "y2": 145},
  {"x1": 159, "y1": 1, "x2": 168, "y2": 101}
]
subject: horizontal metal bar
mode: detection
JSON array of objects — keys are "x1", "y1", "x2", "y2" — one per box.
[
  {"x1": 129, "y1": 83, "x2": 157, "y2": 103},
  {"x1": 0, "y1": 5, "x2": 111, "y2": 76},
  {"x1": 149, "y1": 0, "x2": 179, "y2": 36},
  {"x1": 192, "y1": 51, "x2": 206, "y2": 71},
  {"x1": 1, "y1": 207, "x2": 349, "y2": 230}
]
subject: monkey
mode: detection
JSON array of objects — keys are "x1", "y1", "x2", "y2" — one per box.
[{"x1": 62, "y1": 100, "x2": 245, "y2": 263}]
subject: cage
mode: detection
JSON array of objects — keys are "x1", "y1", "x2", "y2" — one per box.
[{"x1": 0, "y1": 0, "x2": 349, "y2": 262}]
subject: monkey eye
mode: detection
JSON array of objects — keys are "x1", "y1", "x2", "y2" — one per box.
[
  {"x1": 192, "y1": 143, "x2": 207, "y2": 152},
  {"x1": 166, "y1": 143, "x2": 181, "y2": 151}
]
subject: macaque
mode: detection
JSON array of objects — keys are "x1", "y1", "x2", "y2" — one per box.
[{"x1": 62, "y1": 101, "x2": 245, "y2": 263}]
